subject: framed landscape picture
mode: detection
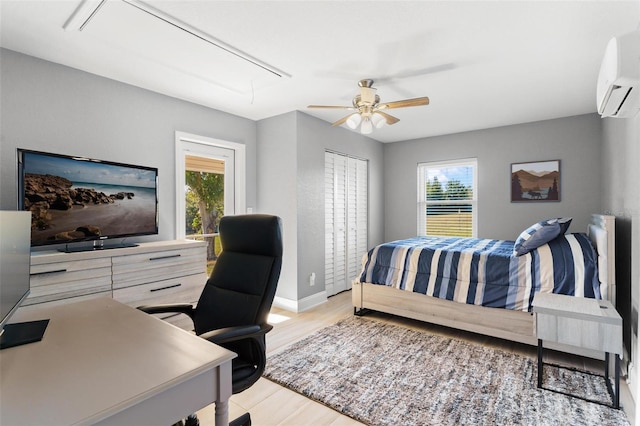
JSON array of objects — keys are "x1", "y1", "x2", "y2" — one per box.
[{"x1": 511, "y1": 160, "x2": 560, "y2": 202}]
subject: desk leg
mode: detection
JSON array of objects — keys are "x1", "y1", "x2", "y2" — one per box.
[
  {"x1": 215, "y1": 400, "x2": 229, "y2": 426},
  {"x1": 537, "y1": 339, "x2": 543, "y2": 388},
  {"x1": 215, "y1": 360, "x2": 233, "y2": 426}
]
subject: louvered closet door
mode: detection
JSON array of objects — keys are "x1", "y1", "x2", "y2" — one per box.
[
  {"x1": 347, "y1": 157, "x2": 368, "y2": 290},
  {"x1": 325, "y1": 152, "x2": 367, "y2": 296}
]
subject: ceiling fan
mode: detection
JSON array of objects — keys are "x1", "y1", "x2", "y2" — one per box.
[{"x1": 307, "y1": 79, "x2": 429, "y2": 134}]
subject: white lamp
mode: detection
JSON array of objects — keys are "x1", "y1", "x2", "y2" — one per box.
[
  {"x1": 346, "y1": 113, "x2": 362, "y2": 129},
  {"x1": 371, "y1": 113, "x2": 386, "y2": 129},
  {"x1": 360, "y1": 118, "x2": 373, "y2": 134}
]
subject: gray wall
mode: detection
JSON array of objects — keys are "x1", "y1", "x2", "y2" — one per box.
[
  {"x1": 0, "y1": 48, "x2": 384, "y2": 309},
  {"x1": 0, "y1": 48, "x2": 258, "y2": 244},
  {"x1": 257, "y1": 111, "x2": 384, "y2": 305},
  {"x1": 256, "y1": 112, "x2": 299, "y2": 301},
  {"x1": 384, "y1": 114, "x2": 603, "y2": 241},
  {"x1": 296, "y1": 112, "x2": 384, "y2": 300}
]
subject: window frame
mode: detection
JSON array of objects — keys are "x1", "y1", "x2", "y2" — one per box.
[{"x1": 417, "y1": 158, "x2": 478, "y2": 238}]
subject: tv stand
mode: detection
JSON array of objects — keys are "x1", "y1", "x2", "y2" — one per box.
[
  {"x1": 25, "y1": 240, "x2": 208, "y2": 330},
  {"x1": 58, "y1": 240, "x2": 139, "y2": 253}
]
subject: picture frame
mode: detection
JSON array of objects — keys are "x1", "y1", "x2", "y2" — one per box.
[{"x1": 511, "y1": 160, "x2": 560, "y2": 202}]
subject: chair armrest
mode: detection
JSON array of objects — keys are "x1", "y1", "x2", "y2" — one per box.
[
  {"x1": 137, "y1": 303, "x2": 196, "y2": 320},
  {"x1": 200, "y1": 323, "x2": 273, "y2": 345}
]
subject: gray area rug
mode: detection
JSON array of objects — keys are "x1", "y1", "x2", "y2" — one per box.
[{"x1": 264, "y1": 316, "x2": 629, "y2": 426}]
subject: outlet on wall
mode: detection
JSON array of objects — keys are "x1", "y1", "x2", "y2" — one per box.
[{"x1": 309, "y1": 272, "x2": 316, "y2": 286}]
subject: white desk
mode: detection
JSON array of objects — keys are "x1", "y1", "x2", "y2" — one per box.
[{"x1": 0, "y1": 298, "x2": 236, "y2": 425}]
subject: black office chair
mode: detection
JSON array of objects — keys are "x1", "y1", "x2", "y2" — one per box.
[{"x1": 138, "y1": 214, "x2": 283, "y2": 426}]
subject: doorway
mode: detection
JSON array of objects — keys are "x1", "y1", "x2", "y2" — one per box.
[{"x1": 175, "y1": 132, "x2": 246, "y2": 273}]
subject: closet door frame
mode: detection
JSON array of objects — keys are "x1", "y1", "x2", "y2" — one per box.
[{"x1": 325, "y1": 151, "x2": 368, "y2": 297}]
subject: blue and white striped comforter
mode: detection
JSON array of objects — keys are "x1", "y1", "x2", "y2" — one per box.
[{"x1": 357, "y1": 233, "x2": 601, "y2": 312}]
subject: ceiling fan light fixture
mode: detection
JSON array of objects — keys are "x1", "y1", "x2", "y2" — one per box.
[
  {"x1": 371, "y1": 113, "x2": 386, "y2": 129},
  {"x1": 346, "y1": 113, "x2": 362, "y2": 129},
  {"x1": 360, "y1": 118, "x2": 373, "y2": 134},
  {"x1": 308, "y1": 79, "x2": 428, "y2": 136}
]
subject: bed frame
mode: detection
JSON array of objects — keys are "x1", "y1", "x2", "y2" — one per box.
[{"x1": 353, "y1": 214, "x2": 616, "y2": 356}]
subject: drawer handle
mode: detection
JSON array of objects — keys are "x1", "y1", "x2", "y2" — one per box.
[
  {"x1": 149, "y1": 254, "x2": 181, "y2": 261},
  {"x1": 150, "y1": 283, "x2": 182, "y2": 292},
  {"x1": 30, "y1": 269, "x2": 68, "y2": 276}
]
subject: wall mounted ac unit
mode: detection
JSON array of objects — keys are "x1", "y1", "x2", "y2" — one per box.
[{"x1": 597, "y1": 30, "x2": 640, "y2": 118}]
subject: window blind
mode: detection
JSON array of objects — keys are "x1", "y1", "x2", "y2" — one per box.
[{"x1": 418, "y1": 158, "x2": 477, "y2": 238}]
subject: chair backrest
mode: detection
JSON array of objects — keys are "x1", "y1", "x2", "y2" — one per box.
[{"x1": 193, "y1": 214, "x2": 283, "y2": 335}]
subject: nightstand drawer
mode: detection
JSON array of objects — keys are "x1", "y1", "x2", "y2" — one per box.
[{"x1": 533, "y1": 293, "x2": 622, "y2": 354}]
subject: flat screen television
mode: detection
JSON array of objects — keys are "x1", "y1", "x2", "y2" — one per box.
[
  {"x1": 0, "y1": 210, "x2": 48, "y2": 350},
  {"x1": 17, "y1": 149, "x2": 159, "y2": 252}
]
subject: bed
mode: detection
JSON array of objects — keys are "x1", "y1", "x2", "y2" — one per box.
[{"x1": 352, "y1": 214, "x2": 616, "y2": 355}]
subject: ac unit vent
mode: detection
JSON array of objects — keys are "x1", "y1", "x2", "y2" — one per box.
[{"x1": 596, "y1": 30, "x2": 640, "y2": 118}]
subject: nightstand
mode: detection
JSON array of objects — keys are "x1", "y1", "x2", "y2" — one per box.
[{"x1": 532, "y1": 292, "x2": 622, "y2": 408}]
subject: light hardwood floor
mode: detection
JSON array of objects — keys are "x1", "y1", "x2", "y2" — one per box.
[{"x1": 197, "y1": 290, "x2": 634, "y2": 425}]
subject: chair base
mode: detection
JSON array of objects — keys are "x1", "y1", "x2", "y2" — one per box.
[
  {"x1": 174, "y1": 412, "x2": 250, "y2": 426},
  {"x1": 230, "y1": 412, "x2": 251, "y2": 426},
  {"x1": 184, "y1": 414, "x2": 200, "y2": 426},
  {"x1": 171, "y1": 413, "x2": 199, "y2": 426}
]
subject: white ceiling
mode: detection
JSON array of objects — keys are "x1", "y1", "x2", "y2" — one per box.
[{"x1": 1, "y1": 1, "x2": 638, "y2": 143}]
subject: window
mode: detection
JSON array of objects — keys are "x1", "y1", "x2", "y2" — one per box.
[{"x1": 417, "y1": 158, "x2": 477, "y2": 237}]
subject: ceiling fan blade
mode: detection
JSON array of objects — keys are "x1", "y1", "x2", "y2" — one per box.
[
  {"x1": 307, "y1": 105, "x2": 354, "y2": 110},
  {"x1": 331, "y1": 114, "x2": 353, "y2": 127},
  {"x1": 375, "y1": 111, "x2": 400, "y2": 125},
  {"x1": 378, "y1": 97, "x2": 430, "y2": 109}
]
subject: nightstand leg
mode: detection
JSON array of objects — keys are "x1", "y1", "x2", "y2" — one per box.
[
  {"x1": 615, "y1": 354, "x2": 620, "y2": 409},
  {"x1": 537, "y1": 339, "x2": 543, "y2": 388},
  {"x1": 604, "y1": 353, "x2": 621, "y2": 409}
]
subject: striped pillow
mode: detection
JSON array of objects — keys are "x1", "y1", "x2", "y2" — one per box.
[{"x1": 513, "y1": 217, "x2": 572, "y2": 256}]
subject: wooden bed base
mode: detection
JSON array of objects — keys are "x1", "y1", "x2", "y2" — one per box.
[{"x1": 353, "y1": 214, "x2": 616, "y2": 357}]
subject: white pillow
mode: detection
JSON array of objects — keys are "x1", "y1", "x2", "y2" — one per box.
[{"x1": 588, "y1": 223, "x2": 608, "y2": 293}]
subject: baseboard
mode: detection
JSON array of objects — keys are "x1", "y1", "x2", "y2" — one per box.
[{"x1": 273, "y1": 291, "x2": 327, "y2": 313}]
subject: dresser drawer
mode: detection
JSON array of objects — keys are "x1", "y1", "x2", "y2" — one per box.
[
  {"x1": 26, "y1": 258, "x2": 112, "y2": 305},
  {"x1": 113, "y1": 272, "x2": 206, "y2": 307},
  {"x1": 112, "y1": 247, "x2": 206, "y2": 289},
  {"x1": 30, "y1": 257, "x2": 112, "y2": 284},
  {"x1": 19, "y1": 291, "x2": 112, "y2": 312},
  {"x1": 113, "y1": 272, "x2": 206, "y2": 330}
]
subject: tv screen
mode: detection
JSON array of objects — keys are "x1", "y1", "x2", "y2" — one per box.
[{"x1": 18, "y1": 149, "x2": 158, "y2": 249}]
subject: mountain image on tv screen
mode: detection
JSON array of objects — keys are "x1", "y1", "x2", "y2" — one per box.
[{"x1": 20, "y1": 151, "x2": 158, "y2": 246}]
